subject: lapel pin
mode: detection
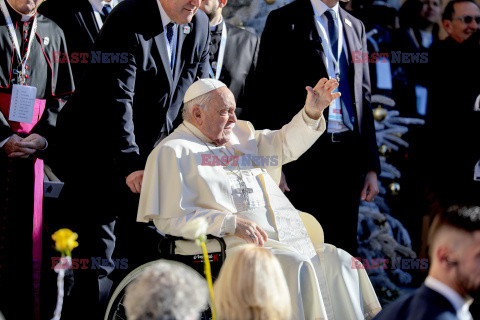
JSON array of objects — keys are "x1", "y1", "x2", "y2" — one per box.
[
  {"x1": 345, "y1": 18, "x2": 352, "y2": 27},
  {"x1": 43, "y1": 37, "x2": 50, "y2": 45},
  {"x1": 183, "y1": 26, "x2": 191, "y2": 34}
]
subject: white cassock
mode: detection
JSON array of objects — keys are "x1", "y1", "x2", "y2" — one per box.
[{"x1": 137, "y1": 109, "x2": 382, "y2": 320}]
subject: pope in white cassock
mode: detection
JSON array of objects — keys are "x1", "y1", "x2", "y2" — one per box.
[{"x1": 137, "y1": 78, "x2": 382, "y2": 320}]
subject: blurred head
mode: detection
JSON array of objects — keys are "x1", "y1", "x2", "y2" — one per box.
[
  {"x1": 183, "y1": 79, "x2": 236, "y2": 146},
  {"x1": 442, "y1": 0, "x2": 480, "y2": 43},
  {"x1": 420, "y1": 0, "x2": 442, "y2": 24},
  {"x1": 200, "y1": 0, "x2": 227, "y2": 24},
  {"x1": 428, "y1": 205, "x2": 480, "y2": 298},
  {"x1": 214, "y1": 244, "x2": 292, "y2": 320},
  {"x1": 7, "y1": 0, "x2": 41, "y2": 14},
  {"x1": 160, "y1": 0, "x2": 201, "y2": 24},
  {"x1": 124, "y1": 260, "x2": 209, "y2": 320}
]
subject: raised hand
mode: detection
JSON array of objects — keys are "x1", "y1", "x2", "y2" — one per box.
[{"x1": 305, "y1": 77, "x2": 341, "y2": 120}]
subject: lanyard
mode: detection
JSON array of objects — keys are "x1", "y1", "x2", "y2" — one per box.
[
  {"x1": 0, "y1": 0, "x2": 37, "y2": 83},
  {"x1": 209, "y1": 21, "x2": 227, "y2": 80}
]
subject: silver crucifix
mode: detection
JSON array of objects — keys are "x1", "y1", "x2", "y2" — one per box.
[{"x1": 233, "y1": 180, "x2": 253, "y2": 207}]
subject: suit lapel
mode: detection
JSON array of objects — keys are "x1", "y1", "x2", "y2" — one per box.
[
  {"x1": 300, "y1": 0, "x2": 328, "y2": 75},
  {"x1": 173, "y1": 22, "x2": 192, "y2": 86},
  {"x1": 76, "y1": 10, "x2": 99, "y2": 43},
  {"x1": 153, "y1": 25, "x2": 174, "y2": 88}
]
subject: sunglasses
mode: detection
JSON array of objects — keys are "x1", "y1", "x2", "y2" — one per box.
[{"x1": 452, "y1": 15, "x2": 480, "y2": 24}]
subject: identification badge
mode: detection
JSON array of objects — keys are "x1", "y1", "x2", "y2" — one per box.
[
  {"x1": 8, "y1": 84, "x2": 37, "y2": 124},
  {"x1": 376, "y1": 57, "x2": 392, "y2": 90}
]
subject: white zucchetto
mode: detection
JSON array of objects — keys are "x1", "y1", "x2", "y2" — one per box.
[{"x1": 183, "y1": 78, "x2": 227, "y2": 103}]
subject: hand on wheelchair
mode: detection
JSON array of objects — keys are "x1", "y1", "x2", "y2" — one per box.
[{"x1": 234, "y1": 217, "x2": 268, "y2": 247}]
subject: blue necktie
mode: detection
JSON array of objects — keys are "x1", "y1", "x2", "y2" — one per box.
[
  {"x1": 166, "y1": 22, "x2": 175, "y2": 69},
  {"x1": 101, "y1": 4, "x2": 112, "y2": 18}
]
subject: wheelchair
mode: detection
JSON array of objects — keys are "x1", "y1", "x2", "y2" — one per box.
[{"x1": 104, "y1": 234, "x2": 227, "y2": 320}]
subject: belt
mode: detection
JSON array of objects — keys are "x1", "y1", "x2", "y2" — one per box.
[{"x1": 325, "y1": 130, "x2": 355, "y2": 143}]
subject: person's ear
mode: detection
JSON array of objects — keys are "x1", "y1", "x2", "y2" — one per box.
[
  {"x1": 443, "y1": 19, "x2": 453, "y2": 34},
  {"x1": 192, "y1": 105, "x2": 203, "y2": 125},
  {"x1": 436, "y1": 245, "x2": 458, "y2": 267},
  {"x1": 219, "y1": 0, "x2": 228, "y2": 9}
]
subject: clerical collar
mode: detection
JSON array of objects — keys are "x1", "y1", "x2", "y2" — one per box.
[
  {"x1": 210, "y1": 16, "x2": 223, "y2": 32},
  {"x1": 425, "y1": 276, "x2": 474, "y2": 315},
  {"x1": 4, "y1": 0, "x2": 36, "y2": 22},
  {"x1": 183, "y1": 121, "x2": 215, "y2": 145},
  {"x1": 310, "y1": 0, "x2": 339, "y2": 18},
  {"x1": 156, "y1": 0, "x2": 176, "y2": 29},
  {"x1": 89, "y1": 0, "x2": 118, "y2": 15}
]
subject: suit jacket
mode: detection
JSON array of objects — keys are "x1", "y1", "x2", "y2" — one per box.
[
  {"x1": 55, "y1": 0, "x2": 210, "y2": 206},
  {"x1": 38, "y1": 0, "x2": 108, "y2": 85},
  {"x1": 254, "y1": 0, "x2": 379, "y2": 174},
  {"x1": 373, "y1": 284, "x2": 458, "y2": 320},
  {"x1": 217, "y1": 23, "x2": 259, "y2": 116}
]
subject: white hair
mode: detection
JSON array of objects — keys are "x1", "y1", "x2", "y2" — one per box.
[
  {"x1": 182, "y1": 92, "x2": 214, "y2": 121},
  {"x1": 214, "y1": 245, "x2": 292, "y2": 320},
  {"x1": 124, "y1": 260, "x2": 209, "y2": 320}
]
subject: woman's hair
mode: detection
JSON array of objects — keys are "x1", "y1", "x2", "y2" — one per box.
[
  {"x1": 124, "y1": 260, "x2": 209, "y2": 320},
  {"x1": 214, "y1": 244, "x2": 291, "y2": 320}
]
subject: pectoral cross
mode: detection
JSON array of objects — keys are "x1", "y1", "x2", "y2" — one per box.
[{"x1": 233, "y1": 180, "x2": 253, "y2": 207}]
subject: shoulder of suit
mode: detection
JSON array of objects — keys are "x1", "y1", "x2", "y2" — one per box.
[
  {"x1": 339, "y1": 7, "x2": 362, "y2": 25},
  {"x1": 35, "y1": 13, "x2": 68, "y2": 40},
  {"x1": 225, "y1": 23, "x2": 259, "y2": 39}
]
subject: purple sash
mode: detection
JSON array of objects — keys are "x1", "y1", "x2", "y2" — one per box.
[{"x1": 0, "y1": 92, "x2": 46, "y2": 320}]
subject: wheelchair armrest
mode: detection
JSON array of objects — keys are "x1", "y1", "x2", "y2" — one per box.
[{"x1": 159, "y1": 235, "x2": 227, "y2": 263}]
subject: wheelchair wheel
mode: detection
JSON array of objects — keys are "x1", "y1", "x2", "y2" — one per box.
[{"x1": 104, "y1": 259, "x2": 212, "y2": 320}]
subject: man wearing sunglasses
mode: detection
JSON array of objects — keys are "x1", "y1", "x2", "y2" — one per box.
[{"x1": 442, "y1": 0, "x2": 480, "y2": 43}]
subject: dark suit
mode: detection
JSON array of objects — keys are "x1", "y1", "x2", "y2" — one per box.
[
  {"x1": 54, "y1": 0, "x2": 210, "y2": 318},
  {"x1": 373, "y1": 284, "x2": 458, "y2": 320},
  {"x1": 38, "y1": 0, "x2": 113, "y2": 85},
  {"x1": 210, "y1": 22, "x2": 259, "y2": 116},
  {"x1": 254, "y1": 0, "x2": 380, "y2": 254}
]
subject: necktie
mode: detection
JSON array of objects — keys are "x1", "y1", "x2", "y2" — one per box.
[
  {"x1": 166, "y1": 22, "x2": 175, "y2": 45},
  {"x1": 166, "y1": 22, "x2": 175, "y2": 69},
  {"x1": 324, "y1": 9, "x2": 338, "y2": 58},
  {"x1": 101, "y1": 4, "x2": 111, "y2": 22}
]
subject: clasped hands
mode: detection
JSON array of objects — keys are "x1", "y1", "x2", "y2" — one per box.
[
  {"x1": 3, "y1": 133, "x2": 46, "y2": 158},
  {"x1": 305, "y1": 77, "x2": 341, "y2": 120}
]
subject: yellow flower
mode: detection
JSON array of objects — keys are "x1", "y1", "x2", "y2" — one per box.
[{"x1": 52, "y1": 228, "x2": 79, "y2": 255}]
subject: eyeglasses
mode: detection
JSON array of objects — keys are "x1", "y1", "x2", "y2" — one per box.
[{"x1": 452, "y1": 15, "x2": 480, "y2": 24}]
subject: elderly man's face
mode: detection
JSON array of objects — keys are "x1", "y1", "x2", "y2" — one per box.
[
  {"x1": 197, "y1": 87, "x2": 236, "y2": 146},
  {"x1": 444, "y1": 1, "x2": 480, "y2": 43},
  {"x1": 454, "y1": 231, "x2": 480, "y2": 298},
  {"x1": 9, "y1": 0, "x2": 41, "y2": 14},
  {"x1": 161, "y1": 0, "x2": 201, "y2": 25}
]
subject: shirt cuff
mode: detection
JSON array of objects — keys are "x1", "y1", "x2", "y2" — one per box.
[
  {"x1": 0, "y1": 135, "x2": 13, "y2": 148},
  {"x1": 302, "y1": 106, "x2": 324, "y2": 130},
  {"x1": 220, "y1": 214, "x2": 236, "y2": 235}
]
